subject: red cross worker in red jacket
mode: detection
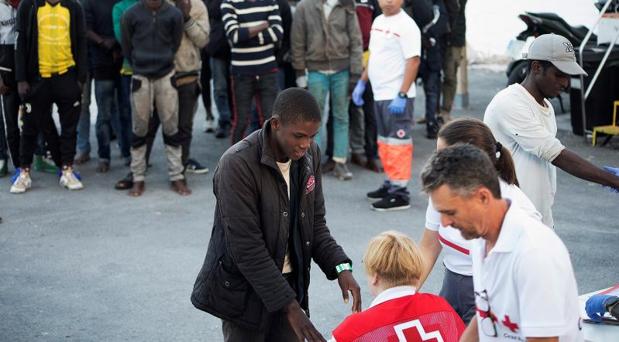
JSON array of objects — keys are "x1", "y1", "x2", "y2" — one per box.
[{"x1": 331, "y1": 230, "x2": 465, "y2": 342}]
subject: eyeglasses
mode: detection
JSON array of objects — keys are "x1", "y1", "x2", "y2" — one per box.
[{"x1": 475, "y1": 290, "x2": 498, "y2": 337}]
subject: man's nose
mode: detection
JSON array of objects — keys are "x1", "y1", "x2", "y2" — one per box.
[
  {"x1": 440, "y1": 215, "x2": 453, "y2": 228},
  {"x1": 300, "y1": 137, "x2": 310, "y2": 150}
]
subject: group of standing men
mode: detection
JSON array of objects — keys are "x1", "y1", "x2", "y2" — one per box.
[
  {"x1": 0, "y1": 0, "x2": 210, "y2": 196},
  {"x1": 0, "y1": 0, "x2": 467, "y2": 205}
]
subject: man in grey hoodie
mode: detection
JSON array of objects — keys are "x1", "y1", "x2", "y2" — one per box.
[{"x1": 121, "y1": 0, "x2": 187, "y2": 196}]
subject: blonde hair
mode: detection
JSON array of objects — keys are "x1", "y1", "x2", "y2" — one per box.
[{"x1": 364, "y1": 231, "x2": 424, "y2": 287}]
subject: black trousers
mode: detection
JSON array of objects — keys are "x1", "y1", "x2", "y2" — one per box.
[
  {"x1": 20, "y1": 71, "x2": 81, "y2": 167},
  {"x1": 200, "y1": 50, "x2": 213, "y2": 121},
  {"x1": 439, "y1": 268, "x2": 476, "y2": 324},
  {"x1": 177, "y1": 81, "x2": 200, "y2": 164},
  {"x1": 230, "y1": 72, "x2": 278, "y2": 144},
  {"x1": 222, "y1": 313, "x2": 296, "y2": 342},
  {"x1": 361, "y1": 82, "x2": 378, "y2": 159},
  {"x1": 1, "y1": 88, "x2": 21, "y2": 168}
]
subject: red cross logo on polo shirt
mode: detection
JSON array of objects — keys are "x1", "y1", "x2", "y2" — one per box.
[{"x1": 502, "y1": 315, "x2": 519, "y2": 333}]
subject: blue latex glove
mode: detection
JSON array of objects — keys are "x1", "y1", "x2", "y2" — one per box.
[
  {"x1": 603, "y1": 166, "x2": 619, "y2": 176},
  {"x1": 602, "y1": 166, "x2": 619, "y2": 193},
  {"x1": 586, "y1": 294, "x2": 615, "y2": 322},
  {"x1": 351, "y1": 80, "x2": 366, "y2": 107},
  {"x1": 388, "y1": 96, "x2": 406, "y2": 115}
]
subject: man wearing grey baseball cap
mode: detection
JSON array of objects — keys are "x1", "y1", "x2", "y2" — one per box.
[{"x1": 484, "y1": 33, "x2": 619, "y2": 228}]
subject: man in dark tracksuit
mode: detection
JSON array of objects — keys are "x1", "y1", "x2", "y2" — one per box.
[
  {"x1": 440, "y1": 0, "x2": 466, "y2": 122},
  {"x1": 404, "y1": 0, "x2": 450, "y2": 139},
  {"x1": 83, "y1": 0, "x2": 128, "y2": 173},
  {"x1": 191, "y1": 88, "x2": 361, "y2": 342},
  {"x1": 12, "y1": 0, "x2": 88, "y2": 193},
  {"x1": 203, "y1": 0, "x2": 232, "y2": 139}
]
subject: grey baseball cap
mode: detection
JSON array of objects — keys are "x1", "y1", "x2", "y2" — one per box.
[{"x1": 524, "y1": 34, "x2": 588, "y2": 76}]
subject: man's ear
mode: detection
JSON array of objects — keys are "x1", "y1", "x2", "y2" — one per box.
[
  {"x1": 271, "y1": 116, "x2": 281, "y2": 131},
  {"x1": 531, "y1": 61, "x2": 543, "y2": 75},
  {"x1": 477, "y1": 187, "x2": 493, "y2": 206}
]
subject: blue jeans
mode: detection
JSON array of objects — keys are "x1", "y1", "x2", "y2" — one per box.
[
  {"x1": 95, "y1": 75, "x2": 131, "y2": 161},
  {"x1": 210, "y1": 57, "x2": 232, "y2": 127},
  {"x1": 307, "y1": 70, "x2": 350, "y2": 160},
  {"x1": 76, "y1": 76, "x2": 92, "y2": 154}
]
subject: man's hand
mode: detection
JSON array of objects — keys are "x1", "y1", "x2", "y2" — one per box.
[
  {"x1": 175, "y1": 0, "x2": 192, "y2": 21},
  {"x1": 586, "y1": 294, "x2": 616, "y2": 322},
  {"x1": 296, "y1": 75, "x2": 307, "y2": 88},
  {"x1": 388, "y1": 96, "x2": 406, "y2": 115},
  {"x1": 248, "y1": 21, "x2": 269, "y2": 38},
  {"x1": 100, "y1": 37, "x2": 117, "y2": 51},
  {"x1": 337, "y1": 270, "x2": 361, "y2": 313},
  {"x1": 351, "y1": 80, "x2": 366, "y2": 107},
  {"x1": 283, "y1": 300, "x2": 326, "y2": 342},
  {"x1": 603, "y1": 166, "x2": 619, "y2": 192},
  {"x1": 17, "y1": 81, "x2": 30, "y2": 100}
]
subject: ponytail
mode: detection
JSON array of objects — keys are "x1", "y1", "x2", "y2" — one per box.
[
  {"x1": 438, "y1": 118, "x2": 520, "y2": 186},
  {"x1": 495, "y1": 144, "x2": 519, "y2": 186}
]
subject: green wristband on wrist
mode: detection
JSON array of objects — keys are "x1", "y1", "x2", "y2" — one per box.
[{"x1": 335, "y1": 263, "x2": 352, "y2": 274}]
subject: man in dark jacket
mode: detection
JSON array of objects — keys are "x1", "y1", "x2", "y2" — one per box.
[
  {"x1": 121, "y1": 0, "x2": 187, "y2": 197},
  {"x1": 275, "y1": 0, "x2": 293, "y2": 89},
  {"x1": 440, "y1": 0, "x2": 466, "y2": 122},
  {"x1": 405, "y1": 0, "x2": 451, "y2": 139},
  {"x1": 191, "y1": 88, "x2": 361, "y2": 342},
  {"x1": 12, "y1": 0, "x2": 88, "y2": 193},
  {"x1": 83, "y1": 0, "x2": 128, "y2": 173},
  {"x1": 203, "y1": 0, "x2": 232, "y2": 139}
]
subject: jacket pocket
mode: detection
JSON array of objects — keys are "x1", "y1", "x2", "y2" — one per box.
[{"x1": 208, "y1": 260, "x2": 249, "y2": 318}]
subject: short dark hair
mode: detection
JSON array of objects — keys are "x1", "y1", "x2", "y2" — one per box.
[
  {"x1": 271, "y1": 88, "x2": 322, "y2": 124},
  {"x1": 527, "y1": 60, "x2": 554, "y2": 75},
  {"x1": 421, "y1": 144, "x2": 501, "y2": 198}
]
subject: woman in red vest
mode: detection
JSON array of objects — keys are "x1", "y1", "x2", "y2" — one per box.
[{"x1": 331, "y1": 231, "x2": 465, "y2": 342}]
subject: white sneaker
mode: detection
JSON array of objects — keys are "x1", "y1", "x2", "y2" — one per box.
[
  {"x1": 10, "y1": 169, "x2": 32, "y2": 194},
  {"x1": 59, "y1": 167, "x2": 84, "y2": 190},
  {"x1": 204, "y1": 119, "x2": 216, "y2": 133}
]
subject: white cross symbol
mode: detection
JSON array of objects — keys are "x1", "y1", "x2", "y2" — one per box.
[{"x1": 393, "y1": 319, "x2": 444, "y2": 342}]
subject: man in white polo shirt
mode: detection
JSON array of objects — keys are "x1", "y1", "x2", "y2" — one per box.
[
  {"x1": 484, "y1": 33, "x2": 619, "y2": 228},
  {"x1": 421, "y1": 144, "x2": 583, "y2": 342}
]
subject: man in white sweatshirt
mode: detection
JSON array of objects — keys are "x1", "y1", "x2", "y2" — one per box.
[{"x1": 484, "y1": 33, "x2": 619, "y2": 227}]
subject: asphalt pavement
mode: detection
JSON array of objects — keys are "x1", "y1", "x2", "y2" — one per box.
[{"x1": 1, "y1": 67, "x2": 618, "y2": 341}]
